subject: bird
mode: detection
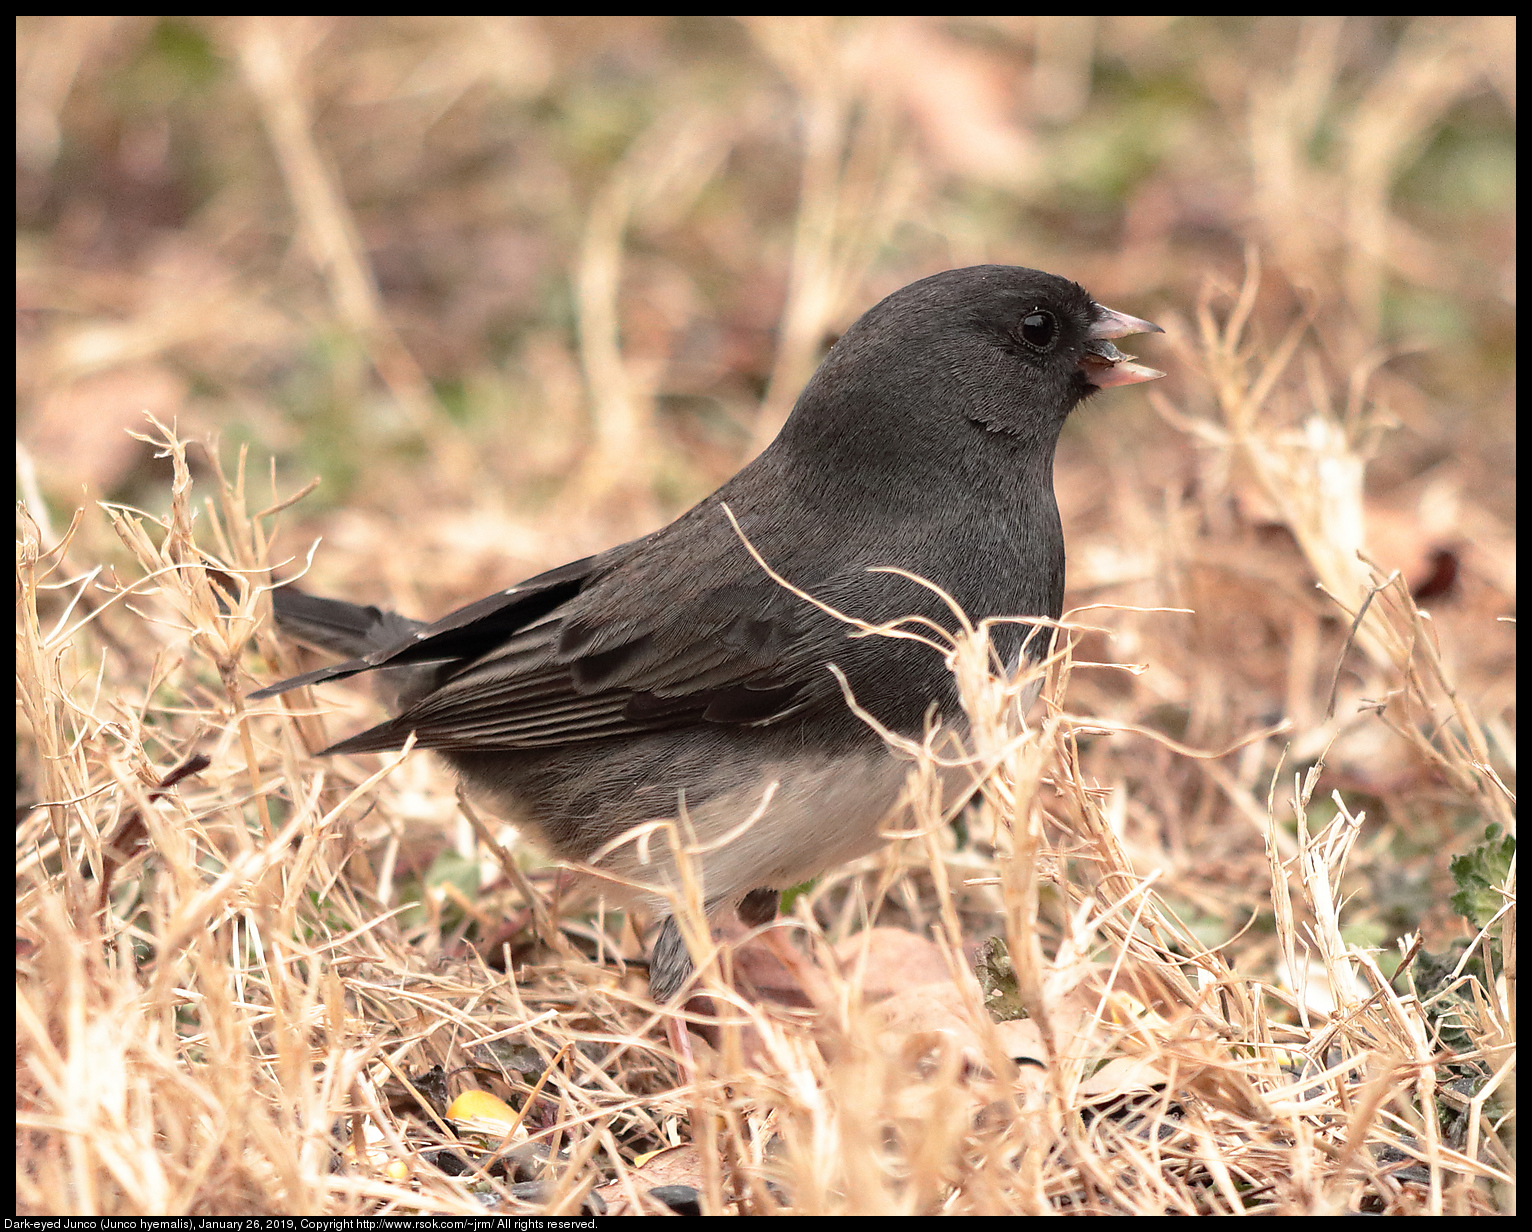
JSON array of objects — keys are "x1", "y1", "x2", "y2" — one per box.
[{"x1": 250, "y1": 264, "x2": 1162, "y2": 1004}]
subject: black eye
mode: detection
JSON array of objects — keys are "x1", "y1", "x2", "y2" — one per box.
[{"x1": 1018, "y1": 310, "x2": 1057, "y2": 351}]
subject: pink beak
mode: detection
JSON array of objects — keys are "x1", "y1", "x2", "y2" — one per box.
[{"x1": 1080, "y1": 303, "x2": 1165, "y2": 389}]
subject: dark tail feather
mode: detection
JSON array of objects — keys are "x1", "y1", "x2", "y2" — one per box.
[
  {"x1": 252, "y1": 586, "x2": 436, "y2": 707},
  {"x1": 272, "y1": 587, "x2": 424, "y2": 658}
]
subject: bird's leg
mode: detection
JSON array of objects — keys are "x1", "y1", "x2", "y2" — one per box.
[
  {"x1": 664, "y1": 1009, "x2": 696, "y2": 1082},
  {"x1": 650, "y1": 914, "x2": 699, "y2": 1091},
  {"x1": 652, "y1": 889, "x2": 811, "y2": 1093},
  {"x1": 652, "y1": 895, "x2": 771, "y2": 1083},
  {"x1": 652, "y1": 912, "x2": 711, "y2": 1149},
  {"x1": 660, "y1": 994, "x2": 704, "y2": 1148},
  {"x1": 737, "y1": 887, "x2": 824, "y2": 1000}
]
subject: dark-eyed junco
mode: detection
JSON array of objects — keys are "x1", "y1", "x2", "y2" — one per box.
[{"x1": 251, "y1": 265, "x2": 1162, "y2": 1001}]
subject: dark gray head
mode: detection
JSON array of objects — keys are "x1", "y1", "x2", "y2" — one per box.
[{"x1": 778, "y1": 264, "x2": 1163, "y2": 457}]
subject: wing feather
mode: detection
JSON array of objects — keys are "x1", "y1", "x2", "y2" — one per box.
[{"x1": 317, "y1": 503, "x2": 838, "y2": 755}]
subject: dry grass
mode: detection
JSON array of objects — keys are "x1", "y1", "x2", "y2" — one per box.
[{"x1": 17, "y1": 16, "x2": 1514, "y2": 1216}]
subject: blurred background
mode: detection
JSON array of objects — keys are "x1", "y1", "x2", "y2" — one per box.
[{"x1": 16, "y1": 15, "x2": 1515, "y2": 956}]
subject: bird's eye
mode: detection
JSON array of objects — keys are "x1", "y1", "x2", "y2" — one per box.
[{"x1": 1017, "y1": 310, "x2": 1057, "y2": 351}]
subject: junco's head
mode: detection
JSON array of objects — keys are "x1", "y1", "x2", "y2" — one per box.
[
  {"x1": 800, "y1": 265, "x2": 1159, "y2": 434},
  {"x1": 253, "y1": 265, "x2": 1163, "y2": 1002}
]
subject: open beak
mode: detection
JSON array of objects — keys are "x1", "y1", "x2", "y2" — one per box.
[{"x1": 1079, "y1": 303, "x2": 1165, "y2": 389}]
